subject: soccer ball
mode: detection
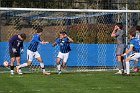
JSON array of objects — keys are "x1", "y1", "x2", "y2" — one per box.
[
  {"x1": 3, "y1": 61, "x2": 9, "y2": 67},
  {"x1": 133, "y1": 68, "x2": 139, "y2": 72}
]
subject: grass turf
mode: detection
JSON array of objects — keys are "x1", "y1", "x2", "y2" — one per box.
[{"x1": 0, "y1": 71, "x2": 140, "y2": 93}]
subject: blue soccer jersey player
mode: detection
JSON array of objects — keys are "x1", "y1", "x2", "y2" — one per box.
[
  {"x1": 16, "y1": 28, "x2": 50, "y2": 75},
  {"x1": 9, "y1": 33, "x2": 26, "y2": 75},
  {"x1": 122, "y1": 31, "x2": 140, "y2": 75},
  {"x1": 52, "y1": 32, "x2": 73, "y2": 74}
]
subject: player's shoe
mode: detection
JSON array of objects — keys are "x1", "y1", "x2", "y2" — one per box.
[
  {"x1": 115, "y1": 71, "x2": 122, "y2": 75},
  {"x1": 43, "y1": 71, "x2": 51, "y2": 75},
  {"x1": 18, "y1": 71, "x2": 23, "y2": 75},
  {"x1": 122, "y1": 74, "x2": 134, "y2": 76},
  {"x1": 10, "y1": 72, "x2": 14, "y2": 75},
  {"x1": 10, "y1": 70, "x2": 14, "y2": 75},
  {"x1": 57, "y1": 70, "x2": 61, "y2": 75}
]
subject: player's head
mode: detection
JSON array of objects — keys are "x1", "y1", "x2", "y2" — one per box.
[
  {"x1": 19, "y1": 33, "x2": 26, "y2": 41},
  {"x1": 129, "y1": 31, "x2": 136, "y2": 39},
  {"x1": 63, "y1": 31, "x2": 67, "y2": 37},
  {"x1": 136, "y1": 25, "x2": 140, "y2": 32},
  {"x1": 115, "y1": 23, "x2": 123, "y2": 30},
  {"x1": 36, "y1": 28, "x2": 43, "y2": 35},
  {"x1": 59, "y1": 32, "x2": 65, "y2": 39}
]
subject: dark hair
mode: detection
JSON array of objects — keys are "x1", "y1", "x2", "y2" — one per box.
[
  {"x1": 116, "y1": 23, "x2": 123, "y2": 29},
  {"x1": 37, "y1": 28, "x2": 43, "y2": 33},
  {"x1": 136, "y1": 25, "x2": 140, "y2": 31},
  {"x1": 60, "y1": 31, "x2": 66, "y2": 35},
  {"x1": 129, "y1": 31, "x2": 136, "y2": 37},
  {"x1": 20, "y1": 33, "x2": 26, "y2": 40},
  {"x1": 63, "y1": 31, "x2": 67, "y2": 35}
]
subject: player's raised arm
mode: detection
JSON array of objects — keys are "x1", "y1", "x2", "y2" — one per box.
[
  {"x1": 111, "y1": 25, "x2": 118, "y2": 37},
  {"x1": 67, "y1": 36, "x2": 73, "y2": 43},
  {"x1": 64, "y1": 32, "x2": 73, "y2": 42}
]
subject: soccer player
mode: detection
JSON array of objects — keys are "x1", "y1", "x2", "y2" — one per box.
[
  {"x1": 52, "y1": 32, "x2": 73, "y2": 74},
  {"x1": 9, "y1": 33, "x2": 26, "y2": 75},
  {"x1": 122, "y1": 31, "x2": 140, "y2": 75},
  {"x1": 111, "y1": 23, "x2": 126, "y2": 74},
  {"x1": 16, "y1": 28, "x2": 50, "y2": 75},
  {"x1": 133, "y1": 26, "x2": 140, "y2": 68}
]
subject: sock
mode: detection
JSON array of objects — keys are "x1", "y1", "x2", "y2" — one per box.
[
  {"x1": 123, "y1": 62, "x2": 126, "y2": 72},
  {"x1": 57, "y1": 64, "x2": 61, "y2": 71},
  {"x1": 18, "y1": 63, "x2": 28, "y2": 68},
  {"x1": 10, "y1": 66, "x2": 14, "y2": 70},
  {"x1": 40, "y1": 63, "x2": 45, "y2": 73},
  {"x1": 118, "y1": 61, "x2": 123, "y2": 71},
  {"x1": 126, "y1": 62, "x2": 130, "y2": 74}
]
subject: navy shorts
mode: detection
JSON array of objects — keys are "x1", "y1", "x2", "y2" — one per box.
[{"x1": 9, "y1": 52, "x2": 20, "y2": 58}]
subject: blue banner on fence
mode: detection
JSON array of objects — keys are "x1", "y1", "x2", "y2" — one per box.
[{"x1": 0, "y1": 42, "x2": 118, "y2": 66}]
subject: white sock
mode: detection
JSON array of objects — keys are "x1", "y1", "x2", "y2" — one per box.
[
  {"x1": 40, "y1": 63, "x2": 44, "y2": 68},
  {"x1": 40, "y1": 63, "x2": 45, "y2": 73},
  {"x1": 126, "y1": 62, "x2": 130, "y2": 74},
  {"x1": 57, "y1": 64, "x2": 61, "y2": 71},
  {"x1": 18, "y1": 63, "x2": 28, "y2": 68}
]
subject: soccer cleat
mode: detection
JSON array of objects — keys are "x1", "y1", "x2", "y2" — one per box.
[
  {"x1": 58, "y1": 70, "x2": 62, "y2": 75},
  {"x1": 18, "y1": 71, "x2": 23, "y2": 75},
  {"x1": 10, "y1": 72, "x2": 14, "y2": 75},
  {"x1": 43, "y1": 71, "x2": 51, "y2": 75},
  {"x1": 115, "y1": 71, "x2": 122, "y2": 75},
  {"x1": 122, "y1": 74, "x2": 134, "y2": 76}
]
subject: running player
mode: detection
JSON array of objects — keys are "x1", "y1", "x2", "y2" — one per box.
[
  {"x1": 9, "y1": 33, "x2": 26, "y2": 75},
  {"x1": 52, "y1": 32, "x2": 73, "y2": 74},
  {"x1": 16, "y1": 28, "x2": 50, "y2": 75},
  {"x1": 122, "y1": 31, "x2": 140, "y2": 75},
  {"x1": 111, "y1": 23, "x2": 126, "y2": 74}
]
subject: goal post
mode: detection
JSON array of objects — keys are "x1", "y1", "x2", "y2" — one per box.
[{"x1": 0, "y1": 8, "x2": 140, "y2": 73}]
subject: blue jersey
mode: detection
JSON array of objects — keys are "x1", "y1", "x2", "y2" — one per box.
[
  {"x1": 130, "y1": 38, "x2": 140, "y2": 52},
  {"x1": 9, "y1": 35, "x2": 23, "y2": 53},
  {"x1": 28, "y1": 34, "x2": 41, "y2": 52},
  {"x1": 56, "y1": 37, "x2": 71, "y2": 53}
]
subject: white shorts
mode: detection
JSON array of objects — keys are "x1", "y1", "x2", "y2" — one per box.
[
  {"x1": 57, "y1": 52, "x2": 69, "y2": 63},
  {"x1": 129, "y1": 53, "x2": 140, "y2": 60},
  {"x1": 27, "y1": 49, "x2": 41, "y2": 61}
]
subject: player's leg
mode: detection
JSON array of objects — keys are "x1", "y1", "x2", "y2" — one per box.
[
  {"x1": 10, "y1": 57, "x2": 15, "y2": 75},
  {"x1": 115, "y1": 44, "x2": 124, "y2": 74},
  {"x1": 56, "y1": 52, "x2": 63, "y2": 74},
  {"x1": 16, "y1": 50, "x2": 33, "y2": 73},
  {"x1": 16, "y1": 56, "x2": 23, "y2": 74},
  {"x1": 62, "y1": 52, "x2": 69, "y2": 69},
  {"x1": 125, "y1": 53, "x2": 140, "y2": 75},
  {"x1": 35, "y1": 52, "x2": 50, "y2": 75}
]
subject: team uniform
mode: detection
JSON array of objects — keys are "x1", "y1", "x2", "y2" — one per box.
[
  {"x1": 56, "y1": 37, "x2": 71, "y2": 63},
  {"x1": 114, "y1": 30, "x2": 126, "y2": 74},
  {"x1": 115, "y1": 30, "x2": 126, "y2": 56},
  {"x1": 27, "y1": 34, "x2": 41, "y2": 61},
  {"x1": 9, "y1": 35, "x2": 23, "y2": 58},
  {"x1": 129, "y1": 38, "x2": 140, "y2": 60}
]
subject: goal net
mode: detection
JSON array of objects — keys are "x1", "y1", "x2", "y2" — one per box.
[{"x1": 0, "y1": 8, "x2": 140, "y2": 73}]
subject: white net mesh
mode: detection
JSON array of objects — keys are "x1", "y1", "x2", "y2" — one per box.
[{"x1": 0, "y1": 8, "x2": 140, "y2": 72}]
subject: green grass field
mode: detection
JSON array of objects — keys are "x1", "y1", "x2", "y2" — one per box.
[{"x1": 0, "y1": 71, "x2": 140, "y2": 93}]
